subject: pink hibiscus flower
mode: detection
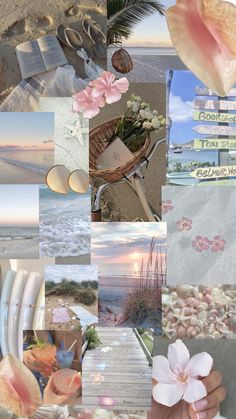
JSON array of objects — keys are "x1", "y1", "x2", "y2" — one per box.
[
  {"x1": 72, "y1": 86, "x2": 105, "y2": 119},
  {"x1": 152, "y1": 339, "x2": 213, "y2": 407},
  {"x1": 90, "y1": 71, "x2": 129, "y2": 104},
  {"x1": 98, "y1": 395, "x2": 117, "y2": 409},
  {"x1": 162, "y1": 200, "x2": 174, "y2": 214},
  {"x1": 211, "y1": 236, "x2": 226, "y2": 252},
  {"x1": 192, "y1": 236, "x2": 211, "y2": 252},
  {"x1": 176, "y1": 217, "x2": 192, "y2": 231}
]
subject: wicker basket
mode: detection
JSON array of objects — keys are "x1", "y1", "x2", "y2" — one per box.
[{"x1": 90, "y1": 117, "x2": 150, "y2": 182}]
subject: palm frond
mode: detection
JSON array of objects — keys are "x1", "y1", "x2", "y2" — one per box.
[{"x1": 107, "y1": 0, "x2": 165, "y2": 45}]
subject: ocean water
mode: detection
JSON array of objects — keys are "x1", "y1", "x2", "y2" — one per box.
[
  {"x1": 0, "y1": 226, "x2": 38, "y2": 258},
  {"x1": 124, "y1": 47, "x2": 177, "y2": 56},
  {"x1": 168, "y1": 150, "x2": 219, "y2": 167},
  {"x1": 0, "y1": 150, "x2": 54, "y2": 174},
  {"x1": 39, "y1": 187, "x2": 91, "y2": 258},
  {"x1": 0, "y1": 226, "x2": 38, "y2": 241}
]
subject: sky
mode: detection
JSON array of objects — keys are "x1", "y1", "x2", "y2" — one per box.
[
  {"x1": 0, "y1": 112, "x2": 54, "y2": 151},
  {"x1": 45, "y1": 265, "x2": 98, "y2": 284},
  {"x1": 168, "y1": 71, "x2": 236, "y2": 145},
  {"x1": 91, "y1": 222, "x2": 166, "y2": 276},
  {"x1": 0, "y1": 185, "x2": 39, "y2": 227},
  {"x1": 123, "y1": 0, "x2": 175, "y2": 48}
]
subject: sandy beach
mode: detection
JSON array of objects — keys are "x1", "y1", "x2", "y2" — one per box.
[
  {"x1": 0, "y1": 160, "x2": 46, "y2": 184},
  {"x1": 90, "y1": 82, "x2": 166, "y2": 221},
  {"x1": 108, "y1": 51, "x2": 187, "y2": 83},
  {"x1": 0, "y1": 0, "x2": 106, "y2": 104},
  {"x1": 46, "y1": 294, "x2": 98, "y2": 330}
]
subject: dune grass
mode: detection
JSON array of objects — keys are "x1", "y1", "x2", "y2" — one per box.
[
  {"x1": 123, "y1": 237, "x2": 166, "y2": 326},
  {"x1": 45, "y1": 279, "x2": 97, "y2": 306}
]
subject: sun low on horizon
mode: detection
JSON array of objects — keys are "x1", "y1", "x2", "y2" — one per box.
[{"x1": 91, "y1": 222, "x2": 166, "y2": 276}]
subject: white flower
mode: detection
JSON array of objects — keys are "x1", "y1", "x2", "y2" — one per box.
[
  {"x1": 161, "y1": 118, "x2": 166, "y2": 125},
  {"x1": 127, "y1": 100, "x2": 133, "y2": 108},
  {"x1": 151, "y1": 117, "x2": 160, "y2": 129},
  {"x1": 143, "y1": 121, "x2": 152, "y2": 129},
  {"x1": 153, "y1": 109, "x2": 159, "y2": 116},
  {"x1": 152, "y1": 340, "x2": 213, "y2": 407},
  {"x1": 132, "y1": 101, "x2": 140, "y2": 113},
  {"x1": 139, "y1": 109, "x2": 153, "y2": 121},
  {"x1": 141, "y1": 102, "x2": 148, "y2": 109}
]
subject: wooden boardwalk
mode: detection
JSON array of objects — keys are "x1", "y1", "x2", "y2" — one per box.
[{"x1": 82, "y1": 327, "x2": 152, "y2": 410}]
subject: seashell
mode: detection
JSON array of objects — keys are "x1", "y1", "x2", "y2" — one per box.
[
  {"x1": 186, "y1": 327, "x2": 194, "y2": 338},
  {"x1": 162, "y1": 318, "x2": 168, "y2": 327},
  {"x1": 185, "y1": 308, "x2": 194, "y2": 316},
  {"x1": 171, "y1": 292, "x2": 178, "y2": 301},
  {"x1": 112, "y1": 48, "x2": 133, "y2": 74},
  {"x1": 173, "y1": 308, "x2": 181, "y2": 315},
  {"x1": 177, "y1": 325, "x2": 186, "y2": 338},
  {"x1": 198, "y1": 302, "x2": 208, "y2": 311},
  {"x1": 176, "y1": 285, "x2": 194, "y2": 298},
  {"x1": 190, "y1": 317, "x2": 198, "y2": 326}
]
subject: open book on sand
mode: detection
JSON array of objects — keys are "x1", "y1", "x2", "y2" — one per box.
[{"x1": 16, "y1": 35, "x2": 68, "y2": 79}]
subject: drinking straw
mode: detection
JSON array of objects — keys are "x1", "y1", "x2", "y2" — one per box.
[
  {"x1": 67, "y1": 339, "x2": 77, "y2": 352},
  {"x1": 33, "y1": 330, "x2": 38, "y2": 341},
  {"x1": 68, "y1": 372, "x2": 80, "y2": 388}
]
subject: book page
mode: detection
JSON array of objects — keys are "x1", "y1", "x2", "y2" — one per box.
[
  {"x1": 37, "y1": 35, "x2": 68, "y2": 71},
  {"x1": 16, "y1": 40, "x2": 46, "y2": 79}
]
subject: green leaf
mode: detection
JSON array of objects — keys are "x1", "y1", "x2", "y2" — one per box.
[{"x1": 107, "y1": 0, "x2": 165, "y2": 45}]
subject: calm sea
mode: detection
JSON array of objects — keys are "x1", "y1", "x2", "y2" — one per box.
[
  {"x1": 0, "y1": 150, "x2": 54, "y2": 174},
  {"x1": 125, "y1": 47, "x2": 177, "y2": 56},
  {"x1": 168, "y1": 150, "x2": 219, "y2": 166}
]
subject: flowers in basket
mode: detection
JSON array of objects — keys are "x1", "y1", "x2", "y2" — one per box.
[{"x1": 108, "y1": 94, "x2": 166, "y2": 153}]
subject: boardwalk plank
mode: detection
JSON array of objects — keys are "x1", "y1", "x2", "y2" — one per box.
[{"x1": 82, "y1": 328, "x2": 152, "y2": 410}]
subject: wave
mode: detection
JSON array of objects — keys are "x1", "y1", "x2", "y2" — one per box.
[{"x1": 0, "y1": 157, "x2": 48, "y2": 174}]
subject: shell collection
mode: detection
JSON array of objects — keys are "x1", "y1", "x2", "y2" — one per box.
[{"x1": 162, "y1": 285, "x2": 236, "y2": 339}]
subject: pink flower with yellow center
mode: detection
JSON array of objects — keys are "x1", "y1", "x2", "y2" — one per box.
[
  {"x1": 90, "y1": 373, "x2": 105, "y2": 385},
  {"x1": 152, "y1": 340, "x2": 213, "y2": 407}
]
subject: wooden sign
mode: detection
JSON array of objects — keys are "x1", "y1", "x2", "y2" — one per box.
[
  {"x1": 194, "y1": 138, "x2": 236, "y2": 149},
  {"x1": 194, "y1": 99, "x2": 236, "y2": 111},
  {"x1": 195, "y1": 87, "x2": 236, "y2": 97},
  {"x1": 193, "y1": 110, "x2": 236, "y2": 124},
  {"x1": 198, "y1": 179, "x2": 236, "y2": 186},
  {"x1": 190, "y1": 165, "x2": 236, "y2": 179},
  {"x1": 193, "y1": 125, "x2": 236, "y2": 135}
]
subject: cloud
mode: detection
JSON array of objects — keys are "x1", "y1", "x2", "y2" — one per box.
[{"x1": 169, "y1": 93, "x2": 193, "y2": 122}]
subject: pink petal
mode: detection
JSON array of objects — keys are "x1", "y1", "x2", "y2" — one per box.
[
  {"x1": 183, "y1": 378, "x2": 207, "y2": 404},
  {"x1": 83, "y1": 105, "x2": 101, "y2": 119},
  {"x1": 185, "y1": 352, "x2": 213, "y2": 378},
  {"x1": 166, "y1": 0, "x2": 236, "y2": 96},
  {"x1": 153, "y1": 382, "x2": 186, "y2": 407},
  {"x1": 152, "y1": 356, "x2": 176, "y2": 384},
  {"x1": 72, "y1": 101, "x2": 84, "y2": 113},
  {"x1": 168, "y1": 340, "x2": 190, "y2": 372},
  {"x1": 113, "y1": 77, "x2": 130, "y2": 93},
  {"x1": 105, "y1": 87, "x2": 122, "y2": 104}
]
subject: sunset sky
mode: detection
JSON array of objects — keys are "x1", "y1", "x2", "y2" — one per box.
[
  {"x1": 123, "y1": 0, "x2": 175, "y2": 48},
  {"x1": 91, "y1": 223, "x2": 166, "y2": 275},
  {"x1": 0, "y1": 112, "x2": 54, "y2": 151},
  {"x1": 0, "y1": 185, "x2": 39, "y2": 227}
]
